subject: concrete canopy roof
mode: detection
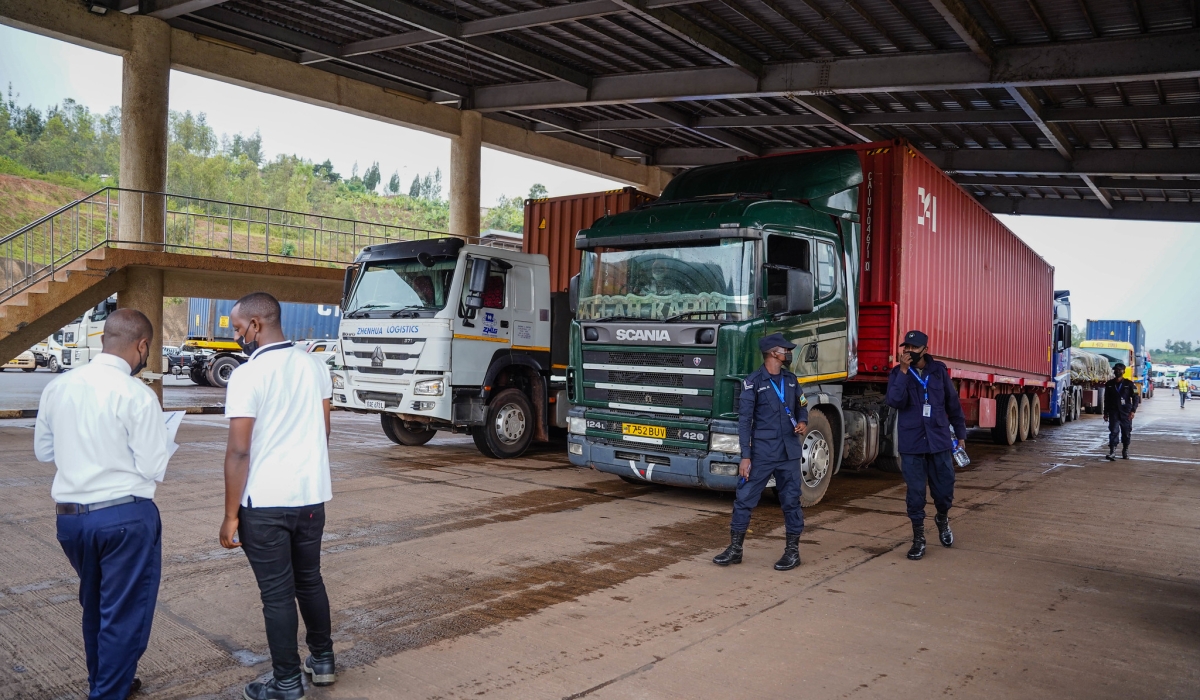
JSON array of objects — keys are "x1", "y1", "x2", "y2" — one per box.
[{"x1": 8, "y1": 0, "x2": 1200, "y2": 220}]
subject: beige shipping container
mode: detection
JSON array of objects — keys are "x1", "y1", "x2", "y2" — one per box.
[{"x1": 523, "y1": 187, "x2": 657, "y2": 292}]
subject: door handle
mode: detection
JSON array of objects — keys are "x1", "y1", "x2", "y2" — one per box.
[{"x1": 501, "y1": 320, "x2": 509, "y2": 328}]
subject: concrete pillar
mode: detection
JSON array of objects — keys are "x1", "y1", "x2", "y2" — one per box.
[
  {"x1": 118, "y1": 15, "x2": 171, "y2": 249},
  {"x1": 119, "y1": 268, "x2": 165, "y2": 404},
  {"x1": 449, "y1": 110, "x2": 482, "y2": 239}
]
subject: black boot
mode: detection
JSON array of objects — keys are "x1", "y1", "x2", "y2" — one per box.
[
  {"x1": 773, "y1": 533, "x2": 801, "y2": 571},
  {"x1": 712, "y1": 529, "x2": 745, "y2": 566},
  {"x1": 934, "y1": 512, "x2": 953, "y2": 547},
  {"x1": 243, "y1": 675, "x2": 305, "y2": 700},
  {"x1": 906, "y1": 521, "x2": 926, "y2": 560},
  {"x1": 302, "y1": 651, "x2": 336, "y2": 686},
  {"x1": 1105, "y1": 446, "x2": 1116, "y2": 461},
  {"x1": 1122, "y1": 445, "x2": 1129, "y2": 460}
]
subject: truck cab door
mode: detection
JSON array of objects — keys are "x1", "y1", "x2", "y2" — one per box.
[
  {"x1": 814, "y1": 238, "x2": 848, "y2": 378},
  {"x1": 763, "y1": 232, "x2": 819, "y2": 379},
  {"x1": 452, "y1": 257, "x2": 512, "y2": 387}
]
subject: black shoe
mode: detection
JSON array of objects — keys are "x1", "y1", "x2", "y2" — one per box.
[
  {"x1": 127, "y1": 677, "x2": 142, "y2": 699},
  {"x1": 1122, "y1": 446, "x2": 1129, "y2": 460},
  {"x1": 243, "y1": 675, "x2": 305, "y2": 700},
  {"x1": 934, "y1": 512, "x2": 953, "y2": 547},
  {"x1": 906, "y1": 522, "x2": 926, "y2": 560},
  {"x1": 303, "y1": 652, "x2": 336, "y2": 686},
  {"x1": 773, "y1": 533, "x2": 801, "y2": 571},
  {"x1": 1105, "y1": 449, "x2": 1116, "y2": 461},
  {"x1": 713, "y1": 529, "x2": 745, "y2": 566}
]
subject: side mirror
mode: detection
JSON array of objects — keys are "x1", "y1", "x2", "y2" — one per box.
[
  {"x1": 569, "y1": 274, "x2": 580, "y2": 315},
  {"x1": 341, "y1": 264, "x2": 359, "y2": 306},
  {"x1": 785, "y1": 269, "x2": 814, "y2": 316},
  {"x1": 465, "y1": 257, "x2": 490, "y2": 310}
]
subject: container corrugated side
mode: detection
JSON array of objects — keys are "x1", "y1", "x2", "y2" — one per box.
[
  {"x1": 188, "y1": 298, "x2": 341, "y2": 341},
  {"x1": 855, "y1": 140, "x2": 1054, "y2": 381},
  {"x1": 523, "y1": 187, "x2": 657, "y2": 292},
  {"x1": 1085, "y1": 320, "x2": 1146, "y2": 353}
]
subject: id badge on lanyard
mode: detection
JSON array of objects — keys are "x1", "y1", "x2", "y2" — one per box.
[
  {"x1": 910, "y1": 369, "x2": 932, "y2": 417},
  {"x1": 768, "y1": 377, "x2": 798, "y2": 428}
]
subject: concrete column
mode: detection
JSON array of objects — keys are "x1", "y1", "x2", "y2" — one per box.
[
  {"x1": 449, "y1": 110, "x2": 482, "y2": 239},
  {"x1": 118, "y1": 15, "x2": 171, "y2": 249},
  {"x1": 119, "y1": 268, "x2": 165, "y2": 405}
]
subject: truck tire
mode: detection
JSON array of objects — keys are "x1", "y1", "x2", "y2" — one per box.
[
  {"x1": 22, "y1": 367, "x2": 35, "y2": 372},
  {"x1": 991, "y1": 394, "x2": 1019, "y2": 445},
  {"x1": 471, "y1": 388, "x2": 534, "y2": 459},
  {"x1": 1027, "y1": 394, "x2": 1041, "y2": 438},
  {"x1": 206, "y1": 355, "x2": 240, "y2": 389},
  {"x1": 1051, "y1": 393, "x2": 1067, "y2": 426},
  {"x1": 47, "y1": 356, "x2": 61, "y2": 373},
  {"x1": 1016, "y1": 394, "x2": 1031, "y2": 442},
  {"x1": 799, "y1": 411, "x2": 835, "y2": 507},
  {"x1": 380, "y1": 414, "x2": 437, "y2": 446},
  {"x1": 189, "y1": 366, "x2": 210, "y2": 386}
]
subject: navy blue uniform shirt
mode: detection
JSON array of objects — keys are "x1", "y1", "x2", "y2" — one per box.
[
  {"x1": 1103, "y1": 378, "x2": 1140, "y2": 418},
  {"x1": 885, "y1": 358, "x2": 968, "y2": 455},
  {"x1": 738, "y1": 365, "x2": 810, "y2": 462}
]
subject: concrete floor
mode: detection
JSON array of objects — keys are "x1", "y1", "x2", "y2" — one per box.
[
  {"x1": 0, "y1": 369, "x2": 227, "y2": 410},
  {"x1": 0, "y1": 395, "x2": 1196, "y2": 699}
]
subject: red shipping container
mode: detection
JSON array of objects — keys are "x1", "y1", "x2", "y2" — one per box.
[
  {"x1": 523, "y1": 187, "x2": 657, "y2": 292},
  {"x1": 843, "y1": 140, "x2": 1054, "y2": 384}
]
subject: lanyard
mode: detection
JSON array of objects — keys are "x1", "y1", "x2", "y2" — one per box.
[
  {"x1": 908, "y1": 368, "x2": 930, "y2": 405},
  {"x1": 252, "y1": 341, "x2": 295, "y2": 360},
  {"x1": 767, "y1": 376, "x2": 798, "y2": 428}
]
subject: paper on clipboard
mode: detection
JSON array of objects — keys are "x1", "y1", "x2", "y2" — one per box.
[{"x1": 163, "y1": 411, "x2": 185, "y2": 464}]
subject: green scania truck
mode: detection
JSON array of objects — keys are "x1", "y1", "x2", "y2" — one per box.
[{"x1": 565, "y1": 140, "x2": 1059, "y2": 506}]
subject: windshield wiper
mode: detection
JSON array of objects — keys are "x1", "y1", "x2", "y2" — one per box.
[
  {"x1": 390, "y1": 305, "x2": 437, "y2": 318},
  {"x1": 590, "y1": 315, "x2": 651, "y2": 323},
  {"x1": 345, "y1": 304, "x2": 389, "y2": 318},
  {"x1": 662, "y1": 310, "x2": 728, "y2": 323}
]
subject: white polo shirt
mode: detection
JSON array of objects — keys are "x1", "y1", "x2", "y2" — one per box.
[{"x1": 225, "y1": 341, "x2": 333, "y2": 508}]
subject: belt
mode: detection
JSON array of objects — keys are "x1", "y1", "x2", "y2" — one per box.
[{"x1": 55, "y1": 495, "x2": 143, "y2": 515}]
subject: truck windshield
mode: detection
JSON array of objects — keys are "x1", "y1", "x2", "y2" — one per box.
[
  {"x1": 1092, "y1": 349, "x2": 1132, "y2": 367},
  {"x1": 344, "y1": 258, "x2": 458, "y2": 317},
  {"x1": 577, "y1": 239, "x2": 754, "y2": 321}
]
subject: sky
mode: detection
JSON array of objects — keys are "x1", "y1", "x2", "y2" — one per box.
[{"x1": 2, "y1": 24, "x2": 1198, "y2": 349}]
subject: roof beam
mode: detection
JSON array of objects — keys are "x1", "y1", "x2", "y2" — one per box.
[
  {"x1": 521, "y1": 110, "x2": 653, "y2": 155},
  {"x1": 143, "y1": 0, "x2": 229, "y2": 19},
  {"x1": 471, "y1": 29, "x2": 1200, "y2": 111},
  {"x1": 1007, "y1": 85, "x2": 1113, "y2": 208},
  {"x1": 635, "y1": 102, "x2": 761, "y2": 155},
  {"x1": 955, "y1": 175, "x2": 1198, "y2": 190},
  {"x1": 342, "y1": 0, "x2": 592, "y2": 87},
  {"x1": 977, "y1": 196, "x2": 1200, "y2": 222},
  {"x1": 924, "y1": 0, "x2": 995, "y2": 63},
  {"x1": 609, "y1": 0, "x2": 763, "y2": 76},
  {"x1": 786, "y1": 95, "x2": 885, "y2": 143}
]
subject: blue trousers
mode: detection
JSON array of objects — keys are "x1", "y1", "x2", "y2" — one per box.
[
  {"x1": 1108, "y1": 414, "x2": 1133, "y2": 447},
  {"x1": 56, "y1": 499, "x2": 161, "y2": 700},
  {"x1": 900, "y1": 451, "x2": 955, "y2": 524},
  {"x1": 730, "y1": 459, "x2": 805, "y2": 535}
]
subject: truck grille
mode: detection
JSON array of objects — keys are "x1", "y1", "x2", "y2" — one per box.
[
  {"x1": 581, "y1": 349, "x2": 716, "y2": 415},
  {"x1": 606, "y1": 389, "x2": 684, "y2": 407},
  {"x1": 606, "y1": 351, "x2": 688, "y2": 366},
  {"x1": 609, "y1": 371, "x2": 684, "y2": 387}
]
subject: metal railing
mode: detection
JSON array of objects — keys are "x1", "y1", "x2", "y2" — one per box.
[{"x1": 0, "y1": 187, "x2": 519, "y2": 304}]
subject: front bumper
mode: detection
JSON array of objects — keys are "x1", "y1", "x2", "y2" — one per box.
[{"x1": 333, "y1": 372, "x2": 451, "y2": 422}]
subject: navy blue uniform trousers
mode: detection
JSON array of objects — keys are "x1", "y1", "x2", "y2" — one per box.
[
  {"x1": 731, "y1": 459, "x2": 805, "y2": 535},
  {"x1": 900, "y1": 451, "x2": 955, "y2": 523},
  {"x1": 1108, "y1": 414, "x2": 1133, "y2": 447},
  {"x1": 56, "y1": 499, "x2": 161, "y2": 700}
]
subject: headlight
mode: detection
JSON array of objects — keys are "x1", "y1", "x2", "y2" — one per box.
[
  {"x1": 568, "y1": 416, "x2": 587, "y2": 435},
  {"x1": 413, "y1": 379, "x2": 444, "y2": 396},
  {"x1": 331, "y1": 373, "x2": 344, "y2": 389},
  {"x1": 709, "y1": 433, "x2": 741, "y2": 454}
]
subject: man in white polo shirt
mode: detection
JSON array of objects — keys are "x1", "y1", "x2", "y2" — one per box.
[
  {"x1": 218, "y1": 292, "x2": 335, "y2": 700},
  {"x1": 35, "y1": 308, "x2": 169, "y2": 700}
]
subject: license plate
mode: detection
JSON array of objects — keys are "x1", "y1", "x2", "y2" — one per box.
[
  {"x1": 622, "y1": 423, "x2": 666, "y2": 439},
  {"x1": 365, "y1": 400, "x2": 386, "y2": 410}
]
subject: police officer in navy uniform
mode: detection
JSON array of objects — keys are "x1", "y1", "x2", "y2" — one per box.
[
  {"x1": 885, "y1": 330, "x2": 968, "y2": 561},
  {"x1": 1103, "y1": 363, "x2": 1139, "y2": 461},
  {"x1": 713, "y1": 333, "x2": 809, "y2": 571}
]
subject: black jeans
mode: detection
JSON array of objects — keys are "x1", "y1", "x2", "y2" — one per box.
[{"x1": 238, "y1": 503, "x2": 333, "y2": 680}]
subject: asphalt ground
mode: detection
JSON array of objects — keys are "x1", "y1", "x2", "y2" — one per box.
[
  {"x1": 0, "y1": 369, "x2": 227, "y2": 410},
  {"x1": 0, "y1": 395, "x2": 1196, "y2": 699}
]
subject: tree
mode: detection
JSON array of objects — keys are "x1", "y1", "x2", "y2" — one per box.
[
  {"x1": 1071, "y1": 324, "x2": 1086, "y2": 347},
  {"x1": 528, "y1": 183, "x2": 548, "y2": 199},
  {"x1": 387, "y1": 170, "x2": 400, "y2": 195},
  {"x1": 228, "y1": 129, "x2": 263, "y2": 165},
  {"x1": 409, "y1": 174, "x2": 421, "y2": 198},
  {"x1": 313, "y1": 159, "x2": 340, "y2": 183},
  {"x1": 363, "y1": 161, "x2": 381, "y2": 192},
  {"x1": 481, "y1": 194, "x2": 524, "y2": 233}
]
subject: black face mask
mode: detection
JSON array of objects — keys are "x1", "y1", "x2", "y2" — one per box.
[
  {"x1": 908, "y1": 350, "x2": 925, "y2": 364},
  {"x1": 131, "y1": 344, "x2": 148, "y2": 376},
  {"x1": 236, "y1": 322, "x2": 259, "y2": 356},
  {"x1": 782, "y1": 351, "x2": 794, "y2": 365}
]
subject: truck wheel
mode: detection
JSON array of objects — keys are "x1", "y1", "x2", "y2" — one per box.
[
  {"x1": 472, "y1": 388, "x2": 534, "y2": 459},
  {"x1": 206, "y1": 356, "x2": 240, "y2": 389},
  {"x1": 991, "y1": 394, "x2": 1019, "y2": 445},
  {"x1": 799, "y1": 411, "x2": 834, "y2": 507},
  {"x1": 47, "y1": 356, "x2": 61, "y2": 373},
  {"x1": 1016, "y1": 394, "x2": 1031, "y2": 441},
  {"x1": 189, "y1": 366, "x2": 210, "y2": 386},
  {"x1": 380, "y1": 414, "x2": 437, "y2": 446},
  {"x1": 1027, "y1": 394, "x2": 1041, "y2": 438}
]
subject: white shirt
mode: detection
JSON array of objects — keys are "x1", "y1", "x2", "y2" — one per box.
[
  {"x1": 225, "y1": 342, "x2": 333, "y2": 508},
  {"x1": 35, "y1": 353, "x2": 170, "y2": 504}
]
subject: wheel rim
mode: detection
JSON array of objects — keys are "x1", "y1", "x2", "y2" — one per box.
[
  {"x1": 494, "y1": 403, "x2": 526, "y2": 445},
  {"x1": 1007, "y1": 399, "x2": 1019, "y2": 442},
  {"x1": 801, "y1": 429, "x2": 831, "y2": 489},
  {"x1": 218, "y1": 363, "x2": 234, "y2": 382}
]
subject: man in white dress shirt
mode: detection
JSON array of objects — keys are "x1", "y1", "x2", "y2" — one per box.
[
  {"x1": 35, "y1": 309, "x2": 168, "y2": 700},
  {"x1": 218, "y1": 292, "x2": 335, "y2": 700}
]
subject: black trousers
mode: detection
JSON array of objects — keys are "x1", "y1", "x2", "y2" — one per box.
[
  {"x1": 1107, "y1": 414, "x2": 1133, "y2": 447},
  {"x1": 900, "y1": 451, "x2": 955, "y2": 524},
  {"x1": 238, "y1": 503, "x2": 333, "y2": 680}
]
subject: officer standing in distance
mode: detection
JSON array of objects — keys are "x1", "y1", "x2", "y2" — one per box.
[
  {"x1": 885, "y1": 330, "x2": 968, "y2": 561},
  {"x1": 1103, "y1": 363, "x2": 1139, "y2": 460},
  {"x1": 713, "y1": 333, "x2": 809, "y2": 571}
]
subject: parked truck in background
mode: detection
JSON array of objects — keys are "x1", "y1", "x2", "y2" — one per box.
[
  {"x1": 1085, "y1": 320, "x2": 1152, "y2": 398},
  {"x1": 60, "y1": 295, "x2": 117, "y2": 370},
  {"x1": 1069, "y1": 348, "x2": 1112, "y2": 414},
  {"x1": 329, "y1": 189, "x2": 653, "y2": 457},
  {"x1": 565, "y1": 139, "x2": 1065, "y2": 506}
]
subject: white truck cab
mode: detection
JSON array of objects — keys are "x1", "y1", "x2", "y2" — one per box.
[
  {"x1": 61, "y1": 296, "x2": 117, "y2": 369},
  {"x1": 331, "y1": 237, "x2": 569, "y2": 458}
]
